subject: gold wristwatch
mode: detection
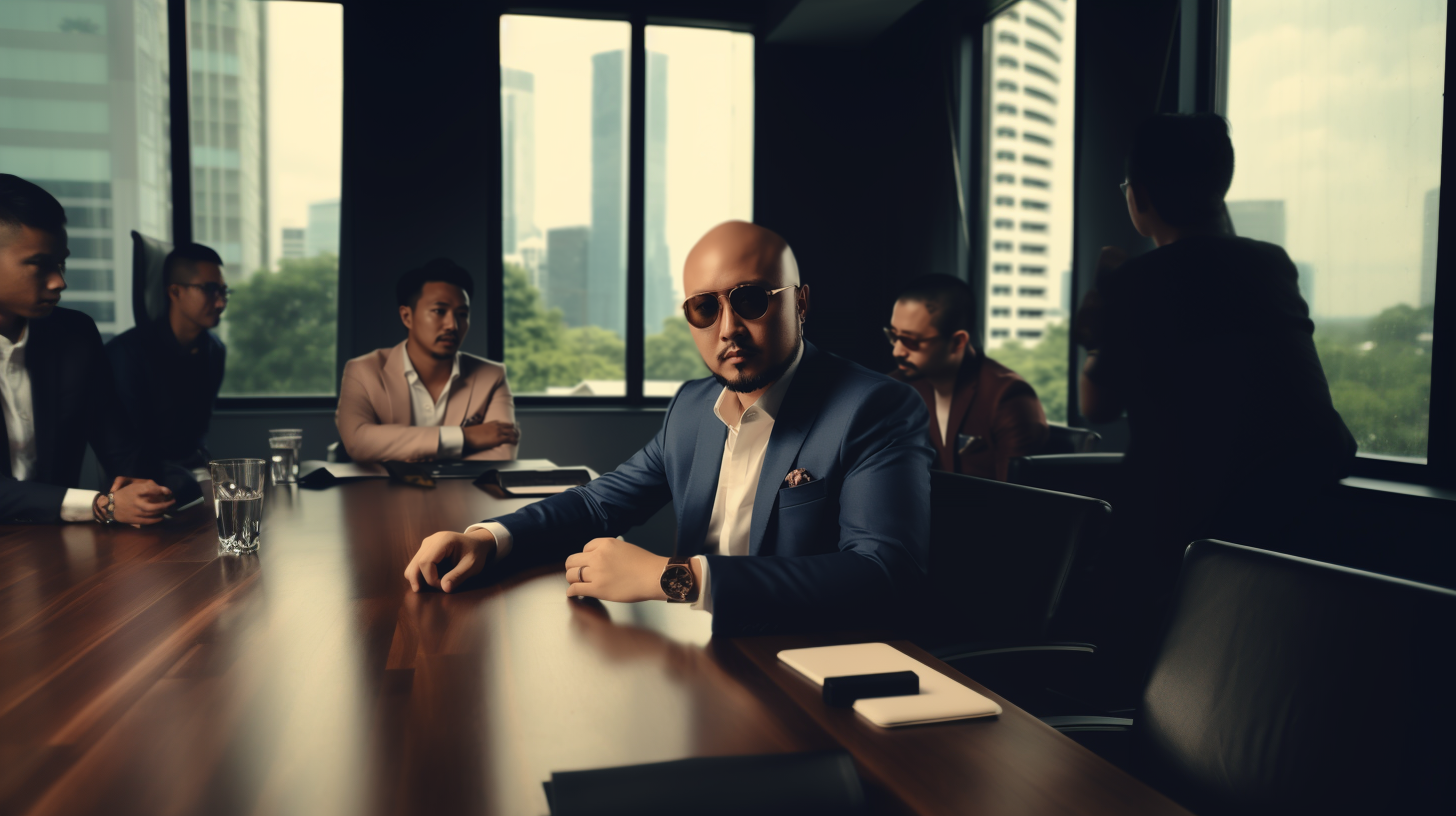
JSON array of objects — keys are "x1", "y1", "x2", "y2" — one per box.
[{"x1": 660, "y1": 556, "x2": 699, "y2": 603}]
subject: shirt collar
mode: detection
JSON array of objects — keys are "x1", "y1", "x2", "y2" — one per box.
[
  {"x1": 401, "y1": 346, "x2": 462, "y2": 386},
  {"x1": 712, "y1": 341, "x2": 805, "y2": 431},
  {"x1": 0, "y1": 324, "x2": 29, "y2": 356}
]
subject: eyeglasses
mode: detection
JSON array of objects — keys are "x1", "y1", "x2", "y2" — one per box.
[
  {"x1": 1119, "y1": 180, "x2": 1130, "y2": 196},
  {"x1": 682, "y1": 284, "x2": 798, "y2": 330},
  {"x1": 179, "y1": 282, "x2": 232, "y2": 301},
  {"x1": 884, "y1": 327, "x2": 944, "y2": 351}
]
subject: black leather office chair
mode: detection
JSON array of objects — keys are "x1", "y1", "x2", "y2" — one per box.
[
  {"x1": 1045, "y1": 539, "x2": 1456, "y2": 816},
  {"x1": 1007, "y1": 452, "x2": 1124, "y2": 507},
  {"x1": 1041, "y1": 424, "x2": 1101, "y2": 454},
  {"x1": 131, "y1": 230, "x2": 172, "y2": 325},
  {"x1": 918, "y1": 471, "x2": 1111, "y2": 712}
]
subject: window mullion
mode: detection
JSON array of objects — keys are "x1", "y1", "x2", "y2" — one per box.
[
  {"x1": 168, "y1": 0, "x2": 193, "y2": 245},
  {"x1": 625, "y1": 17, "x2": 647, "y2": 404}
]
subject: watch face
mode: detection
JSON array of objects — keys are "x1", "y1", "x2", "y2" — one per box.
[{"x1": 661, "y1": 564, "x2": 692, "y2": 601}]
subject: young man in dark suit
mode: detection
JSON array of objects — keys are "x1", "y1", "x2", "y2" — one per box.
[
  {"x1": 106, "y1": 243, "x2": 229, "y2": 474},
  {"x1": 0, "y1": 174, "x2": 198, "y2": 524},
  {"x1": 405, "y1": 221, "x2": 935, "y2": 635}
]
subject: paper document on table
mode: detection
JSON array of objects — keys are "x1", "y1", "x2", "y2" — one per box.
[
  {"x1": 501, "y1": 484, "x2": 578, "y2": 496},
  {"x1": 315, "y1": 462, "x2": 388, "y2": 479},
  {"x1": 778, "y1": 642, "x2": 1002, "y2": 727}
]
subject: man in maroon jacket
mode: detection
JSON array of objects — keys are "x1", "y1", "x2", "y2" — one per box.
[{"x1": 887, "y1": 274, "x2": 1048, "y2": 480}]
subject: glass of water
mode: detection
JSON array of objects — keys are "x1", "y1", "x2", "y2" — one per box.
[
  {"x1": 268, "y1": 428, "x2": 303, "y2": 485},
  {"x1": 210, "y1": 459, "x2": 265, "y2": 554}
]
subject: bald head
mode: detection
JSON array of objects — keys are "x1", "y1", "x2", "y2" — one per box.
[
  {"x1": 683, "y1": 220, "x2": 799, "y2": 295},
  {"x1": 681, "y1": 221, "x2": 809, "y2": 398}
]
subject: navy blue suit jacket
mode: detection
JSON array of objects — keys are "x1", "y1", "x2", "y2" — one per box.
[{"x1": 489, "y1": 341, "x2": 934, "y2": 634}]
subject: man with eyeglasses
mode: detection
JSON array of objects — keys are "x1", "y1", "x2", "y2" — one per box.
[
  {"x1": 107, "y1": 243, "x2": 229, "y2": 476},
  {"x1": 0, "y1": 173, "x2": 198, "y2": 525},
  {"x1": 887, "y1": 274, "x2": 1048, "y2": 480},
  {"x1": 405, "y1": 221, "x2": 933, "y2": 635}
]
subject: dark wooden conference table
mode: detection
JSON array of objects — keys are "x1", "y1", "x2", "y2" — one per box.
[{"x1": 0, "y1": 472, "x2": 1192, "y2": 816}]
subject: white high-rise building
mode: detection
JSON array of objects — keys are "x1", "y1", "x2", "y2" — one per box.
[{"x1": 984, "y1": 0, "x2": 1075, "y2": 349}]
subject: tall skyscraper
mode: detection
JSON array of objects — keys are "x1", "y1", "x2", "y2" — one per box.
[
  {"x1": 588, "y1": 49, "x2": 669, "y2": 340},
  {"x1": 589, "y1": 50, "x2": 628, "y2": 338},
  {"x1": 500, "y1": 67, "x2": 536, "y2": 256},
  {"x1": 188, "y1": 0, "x2": 267, "y2": 278},
  {"x1": 0, "y1": 0, "x2": 173, "y2": 338},
  {"x1": 306, "y1": 198, "x2": 339, "y2": 257},
  {"x1": 1227, "y1": 199, "x2": 1286, "y2": 245},
  {"x1": 984, "y1": 0, "x2": 1075, "y2": 348},
  {"x1": 642, "y1": 51, "x2": 672, "y2": 336},
  {"x1": 1421, "y1": 187, "x2": 1439, "y2": 307},
  {"x1": 546, "y1": 226, "x2": 590, "y2": 328}
]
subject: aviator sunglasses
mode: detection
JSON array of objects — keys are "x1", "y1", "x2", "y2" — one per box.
[{"x1": 682, "y1": 284, "x2": 799, "y2": 329}]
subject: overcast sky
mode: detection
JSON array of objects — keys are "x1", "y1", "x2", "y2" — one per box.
[
  {"x1": 500, "y1": 15, "x2": 753, "y2": 300},
  {"x1": 265, "y1": 1, "x2": 343, "y2": 268},
  {"x1": 1224, "y1": 0, "x2": 1445, "y2": 319}
]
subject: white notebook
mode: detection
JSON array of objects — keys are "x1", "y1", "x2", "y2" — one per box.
[{"x1": 778, "y1": 642, "x2": 1002, "y2": 727}]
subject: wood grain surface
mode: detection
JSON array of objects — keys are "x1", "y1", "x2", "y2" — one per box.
[{"x1": 0, "y1": 477, "x2": 1189, "y2": 816}]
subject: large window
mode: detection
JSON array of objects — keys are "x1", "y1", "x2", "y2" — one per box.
[
  {"x1": 0, "y1": 0, "x2": 173, "y2": 339},
  {"x1": 500, "y1": 15, "x2": 753, "y2": 398},
  {"x1": 1225, "y1": 1, "x2": 1445, "y2": 461},
  {"x1": 190, "y1": 0, "x2": 343, "y2": 397},
  {"x1": 981, "y1": 0, "x2": 1076, "y2": 423}
]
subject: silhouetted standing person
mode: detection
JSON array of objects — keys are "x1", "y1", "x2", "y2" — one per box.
[{"x1": 1075, "y1": 115, "x2": 1356, "y2": 689}]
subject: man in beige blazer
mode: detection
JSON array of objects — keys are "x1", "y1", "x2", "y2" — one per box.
[{"x1": 336, "y1": 259, "x2": 518, "y2": 463}]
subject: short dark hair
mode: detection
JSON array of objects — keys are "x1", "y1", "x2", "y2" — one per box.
[
  {"x1": 164, "y1": 243, "x2": 224, "y2": 287},
  {"x1": 397, "y1": 258, "x2": 475, "y2": 308},
  {"x1": 0, "y1": 174, "x2": 67, "y2": 237},
  {"x1": 895, "y1": 274, "x2": 976, "y2": 336},
  {"x1": 1125, "y1": 113, "x2": 1235, "y2": 227}
]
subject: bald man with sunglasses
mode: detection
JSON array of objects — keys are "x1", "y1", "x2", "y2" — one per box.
[{"x1": 405, "y1": 221, "x2": 933, "y2": 635}]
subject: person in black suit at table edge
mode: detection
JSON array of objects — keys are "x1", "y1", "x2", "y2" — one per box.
[
  {"x1": 107, "y1": 243, "x2": 228, "y2": 478},
  {"x1": 0, "y1": 174, "x2": 198, "y2": 524}
]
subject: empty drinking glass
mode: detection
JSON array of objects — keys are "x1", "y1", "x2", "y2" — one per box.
[
  {"x1": 209, "y1": 459, "x2": 265, "y2": 554},
  {"x1": 268, "y1": 428, "x2": 303, "y2": 485}
]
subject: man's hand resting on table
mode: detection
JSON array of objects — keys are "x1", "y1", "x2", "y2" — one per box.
[
  {"x1": 463, "y1": 420, "x2": 519, "y2": 454},
  {"x1": 565, "y1": 538, "x2": 688, "y2": 603},
  {"x1": 405, "y1": 528, "x2": 498, "y2": 592},
  {"x1": 107, "y1": 476, "x2": 175, "y2": 525}
]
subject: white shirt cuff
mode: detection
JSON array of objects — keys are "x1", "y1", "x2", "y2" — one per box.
[
  {"x1": 438, "y1": 425, "x2": 465, "y2": 459},
  {"x1": 61, "y1": 489, "x2": 100, "y2": 523},
  {"x1": 690, "y1": 554, "x2": 712, "y2": 613},
  {"x1": 464, "y1": 520, "x2": 513, "y2": 560}
]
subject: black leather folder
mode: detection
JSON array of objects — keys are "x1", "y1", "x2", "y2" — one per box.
[{"x1": 543, "y1": 750, "x2": 867, "y2": 816}]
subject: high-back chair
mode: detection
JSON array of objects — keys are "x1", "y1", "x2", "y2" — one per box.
[
  {"x1": 1041, "y1": 424, "x2": 1102, "y2": 454},
  {"x1": 1046, "y1": 539, "x2": 1456, "y2": 816},
  {"x1": 1007, "y1": 452, "x2": 1124, "y2": 507},
  {"x1": 131, "y1": 230, "x2": 172, "y2": 325}
]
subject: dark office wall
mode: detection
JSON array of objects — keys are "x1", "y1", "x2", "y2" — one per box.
[{"x1": 756, "y1": 0, "x2": 968, "y2": 373}]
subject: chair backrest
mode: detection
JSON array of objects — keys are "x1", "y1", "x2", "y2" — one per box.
[
  {"x1": 1136, "y1": 540, "x2": 1456, "y2": 816},
  {"x1": 131, "y1": 230, "x2": 173, "y2": 325},
  {"x1": 1007, "y1": 452, "x2": 1124, "y2": 507},
  {"x1": 927, "y1": 470, "x2": 1110, "y2": 644},
  {"x1": 1042, "y1": 424, "x2": 1102, "y2": 454}
]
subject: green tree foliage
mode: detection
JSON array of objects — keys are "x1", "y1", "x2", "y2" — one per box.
[
  {"x1": 503, "y1": 262, "x2": 624, "y2": 393},
  {"x1": 645, "y1": 315, "x2": 707, "y2": 382},
  {"x1": 989, "y1": 320, "x2": 1069, "y2": 424},
  {"x1": 221, "y1": 254, "x2": 338, "y2": 395},
  {"x1": 1315, "y1": 303, "x2": 1433, "y2": 458}
]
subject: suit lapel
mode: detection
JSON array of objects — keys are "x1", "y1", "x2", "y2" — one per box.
[
  {"x1": 944, "y1": 356, "x2": 981, "y2": 470},
  {"x1": 382, "y1": 343, "x2": 412, "y2": 425},
  {"x1": 443, "y1": 355, "x2": 475, "y2": 426},
  {"x1": 675, "y1": 404, "x2": 726, "y2": 557},
  {"x1": 748, "y1": 346, "x2": 824, "y2": 556}
]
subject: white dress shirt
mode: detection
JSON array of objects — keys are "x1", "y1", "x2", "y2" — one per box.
[
  {"x1": 466, "y1": 344, "x2": 805, "y2": 613},
  {"x1": 400, "y1": 348, "x2": 466, "y2": 459},
  {"x1": 934, "y1": 388, "x2": 952, "y2": 445},
  {"x1": 0, "y1": 326, "x2": 98, "y2": 522}
]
